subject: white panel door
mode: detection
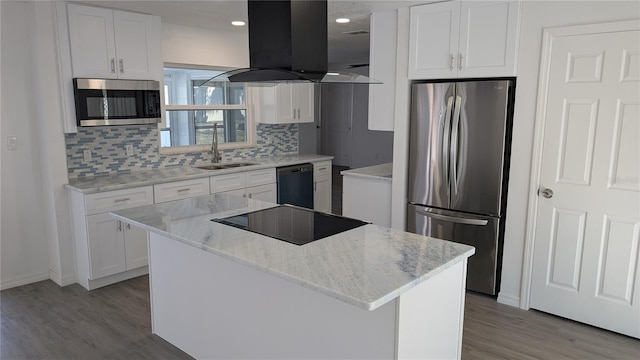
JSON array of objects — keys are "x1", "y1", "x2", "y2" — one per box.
[
  {"x1": 112, "y1": 10, "x2": 154, "y2": 79},
  {"x1": 86, "y1": 214, "x2": 127, "y2": 279},
  {"x1": 530, "y1": 24, "x2": 640, "y2": 338},
  {"x1": 314, "y1": 175, "x2": 331, "y2": 214},
  {"x1": 67, "y1": 4, "x2": 117, "y2": 79}
]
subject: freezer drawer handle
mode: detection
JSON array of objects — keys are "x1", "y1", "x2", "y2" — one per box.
[{"x1": 416, "y1": 209, "x2": 488, "y2": 226}]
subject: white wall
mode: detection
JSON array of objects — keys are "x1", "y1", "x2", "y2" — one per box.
[
  {"x1": 1, "y1": 1, "x2": 51, "y2": 289},
  {"x1": 162, "y1": 22, "x2": 249, "y2": 68},
  {"x1": 350, "y1": 84, "x2": 394, "y2": 168},
  {"x1": 498, "y1": 0, "x2": 640, "y2": 307}
]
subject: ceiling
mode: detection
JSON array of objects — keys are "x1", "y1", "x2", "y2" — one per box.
[{"x1": 79, "y1": 0, "x2": 425, "y2": 66}]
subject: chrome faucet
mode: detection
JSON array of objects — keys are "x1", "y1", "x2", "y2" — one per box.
[{"x1": 211, "y1": 123, "x2": 222, "y2": 163}]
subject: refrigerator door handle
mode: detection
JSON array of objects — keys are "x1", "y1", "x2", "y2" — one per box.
[
  {"x1": 443, "y1": 96, "x2": 454, "y2": 188},
  {"x1": 450, "y1": 95, "x2": 462, "y2": 194},
  {"x1": 415, "y1": 208, "x2": 488, "y2": 226}
]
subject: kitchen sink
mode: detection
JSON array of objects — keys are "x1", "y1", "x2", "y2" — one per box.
[{"x1": 193, "y1": 162, "x2": 257, "y2": 171}]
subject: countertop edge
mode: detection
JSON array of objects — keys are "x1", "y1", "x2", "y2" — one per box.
[
  {"x1": 66, "y1": 155, "x2": 334, "y2": 194},
  {"x1": 111, "y1": 212, "x2": 473, "y2": 311}
]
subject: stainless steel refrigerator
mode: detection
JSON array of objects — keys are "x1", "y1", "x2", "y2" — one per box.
[{"x1": 407, "y1": 79, "x2": 515, "y2": 295}]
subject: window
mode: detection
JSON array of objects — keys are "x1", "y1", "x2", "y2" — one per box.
[{"x1": 160, "y1": 66, "x2": 253, "y2": 151}]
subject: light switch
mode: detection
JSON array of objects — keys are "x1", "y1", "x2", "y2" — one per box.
[{"x1": 7, "y1": 136, "x2": 17, "y2": 151}]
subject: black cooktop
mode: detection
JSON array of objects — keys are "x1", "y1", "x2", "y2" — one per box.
[{"x1": 211, "y1": 205, "x2": 368, "y2": 246}]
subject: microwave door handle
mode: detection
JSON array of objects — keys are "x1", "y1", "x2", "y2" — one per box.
[
  {"x1": 443, "y1": 96, "x2": 454, "y2": 189},
  {"x1": 416, "y1": 208, "x2": 488, "y2": 226},
  {"x1": 450, "y1": 95, "x2": 462, "y2": 195}
]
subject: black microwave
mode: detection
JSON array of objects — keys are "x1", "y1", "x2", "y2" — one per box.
[{"x1": 73, "y1": 78, "x2": 161, "y2": 127}]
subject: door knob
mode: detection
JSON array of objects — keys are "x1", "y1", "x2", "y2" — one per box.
[{"x1": 540, "y1": 187, "x2": 554, "y2": 198}]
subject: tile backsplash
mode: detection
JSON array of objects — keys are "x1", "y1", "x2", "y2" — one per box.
[{"x1": 65, "y1": 124, "x2": 298, "y2": 178}]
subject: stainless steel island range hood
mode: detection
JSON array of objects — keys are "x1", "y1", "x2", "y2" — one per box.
[{"x1": 203, "y1": 0, "x2": 379, "y2": 85}]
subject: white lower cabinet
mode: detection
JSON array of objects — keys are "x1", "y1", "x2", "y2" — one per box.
[
  {"x1": 69, "y1": 164, "x2": 310, "y2": 290},
  {"x1": 313, "y1": 161, "x2": 332, "y2": 213},
  {"x1": 246, "y1": 183, "x2": 277, "y2": 203},
  {"x1": 70, "y1": 186, "x2": 154, "y2": 290},
  {"x1": 212, "y1": 169, "x2": 277, "y2": 203},
  {"x1": 86, "y1": 214, "x2": 149, "y2": 279},
  {"x1": 86, "y1": 213, "x2": 127, "y2": 279}
]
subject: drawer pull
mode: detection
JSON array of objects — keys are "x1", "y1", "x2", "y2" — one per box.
[
  {"x1": 318, "y1": 167, "x2": 327, "y2": 171},
  {"x1": 114, "y1": 198, "x2": 131, "y2": 203},
  {"x1": 117, "y1": 221, "x2": 122, "y2": 231},
  {"x1": 177, "y1": 188, "x2": 192, "y2": 192},
  {"x1": 126, "y1": 223, "x2": 131, "y2": 230}
]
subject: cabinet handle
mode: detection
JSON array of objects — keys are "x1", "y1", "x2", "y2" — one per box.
[
  {"x1": 314, "y1": 182, "x2": 317, "y2": 191},
  {"x1": 119, "y1": 59, "x2": 124, "y2": 73},
  {"x1": 110, "y1": 58, "x2": 116, "y2": 74},
  {"x1": 297, "y1": 109, "x2": 301, "y2": 119},
  {"x1": 243, "y1": 193, "x2": 246, "y2": 198},
  {"x1": 459, "y1": 54, "x2": 464, "y2": 71},
  {"x1": 248, "y1": 193, "x2": 252, "y2": 199},
  {"x1": 293, "y1": 109, "x2": 296, "y2": 119},
  {"x1": 318, "y1": 167, "x2": 327, "y2": 171},
  {"x1": 126, "y1": 223, "x2": 131, "y2": 230},
  {"x1": 117, "y1": 221, "x2": 122, "y2": 231},
  {"x1": 450, "y1": 54, "x2": 455, "y2": 71},
  {"x1": 177, "y1": 188, "x2": 191, "y2": 192},
  {"x1": 114, "y1": 198, "x2": 131, "y2": 203}
]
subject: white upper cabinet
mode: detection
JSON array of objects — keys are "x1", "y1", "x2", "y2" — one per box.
[
  {"x1": 253, "y1": 83, "x2": 315, "y2": 124},
  {"x1": 409, "y1": 1, "x2": 520, "y2": 79},
  {"x1": 67, "y1": 4, "x2": 157, "y2": 79}
]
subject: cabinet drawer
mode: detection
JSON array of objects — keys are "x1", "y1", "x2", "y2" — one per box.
[
  {"x1": 85, "y1": 186, "x2": 154, "y2": 215},
  {"x1": 210, "y1": 172, "x2": 246, "y2": 194},
  {"x1": 245, "y1": 169, "x2": 276, "y2": 187},
  {"x1": 154, "y1": 178, "x2": 210, "y2": 203},
  {"x1": 314, "y1": 161, "x2": 332, "y2": 177}
]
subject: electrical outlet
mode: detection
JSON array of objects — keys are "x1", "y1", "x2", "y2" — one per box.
[
  {"x1": 83, "y1": 149, "x2": 92, "y2": 162},
  {"x1": 125, "y1": 144, "x2": 134, "y2": 156}
]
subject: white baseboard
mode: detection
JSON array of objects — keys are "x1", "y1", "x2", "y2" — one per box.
[
  {"x1": 1, "y1": 272, "x2": 50, "y2": 290},
  {"x1": 497, "y1": 292, "x2": 520, "y2": 308},
  {"x1": 49, "y1": 270, "x2": 76, "y2": 287}
]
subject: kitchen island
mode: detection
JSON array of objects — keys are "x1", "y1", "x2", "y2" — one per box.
[{"x1": 112, "y1": 194, "x2": 474, "y2": 360}]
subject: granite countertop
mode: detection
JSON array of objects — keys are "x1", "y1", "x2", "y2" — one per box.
[
  {"x1": 341, "y1": 163, "x2": 393, "y2": 182},
  {"x1": 111, "y1": 194, "x2": 474, "y2": 311},
  {"x1": 65, "y1": 154, "x2": 333, "y2": 194}
]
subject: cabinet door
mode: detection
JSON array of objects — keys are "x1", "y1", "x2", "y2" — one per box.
[
  {"x1": 124, "y1": 223, "x2": 149, "y2": 270},
  {"x1": 86, "y1": 214, "x2": 126, "y2": 279},
  {"x1": 314, "y1": 174, "x2": 332, "y2": 213},
  {"x1": 246, "y1": 183, "x2": 277, "y2": 203},
  {"x1": 458, "y1": 1, "x2": 519, "y2": 77},
  {"x1": 67, "y1": 4, "x2": 117, "y2": 79},
  {"x1": 409, "y1": 1, "x2": 460, "y2": 79},
  {"x1": 276, "y1": 84, "x2": 297, "y2": 123},
  {"x1": 293, "y1": 83, "x2": 314, "y2": 123},
  {"x1": 112, "y1": 10, "x2": 154, "y2": 79}
]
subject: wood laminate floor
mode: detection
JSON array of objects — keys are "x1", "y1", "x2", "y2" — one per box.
[{"x1": 2, "y1": 276, "x2": 639, "y2": 359}]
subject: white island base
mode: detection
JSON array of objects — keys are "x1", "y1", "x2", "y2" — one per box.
[{"x1": 149, "y1": 232, "x2": 468, "y2": 360}]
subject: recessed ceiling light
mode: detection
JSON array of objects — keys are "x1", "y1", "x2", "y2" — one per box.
[
  {"x1": 231, "y1": 21, "x2": 246, "y2": 26},
  {"x1": 336, "y1": 18, "x2": 350, "y2": 24}
]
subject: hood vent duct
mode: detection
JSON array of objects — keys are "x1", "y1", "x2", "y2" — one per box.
[{"x1": 203, "y1": 0, "x2": 380, "y2": 85}]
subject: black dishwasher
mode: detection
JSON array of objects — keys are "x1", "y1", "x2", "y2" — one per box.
[{"x1": 276, "y1": 163, "x2": 314, "y2": 209}]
